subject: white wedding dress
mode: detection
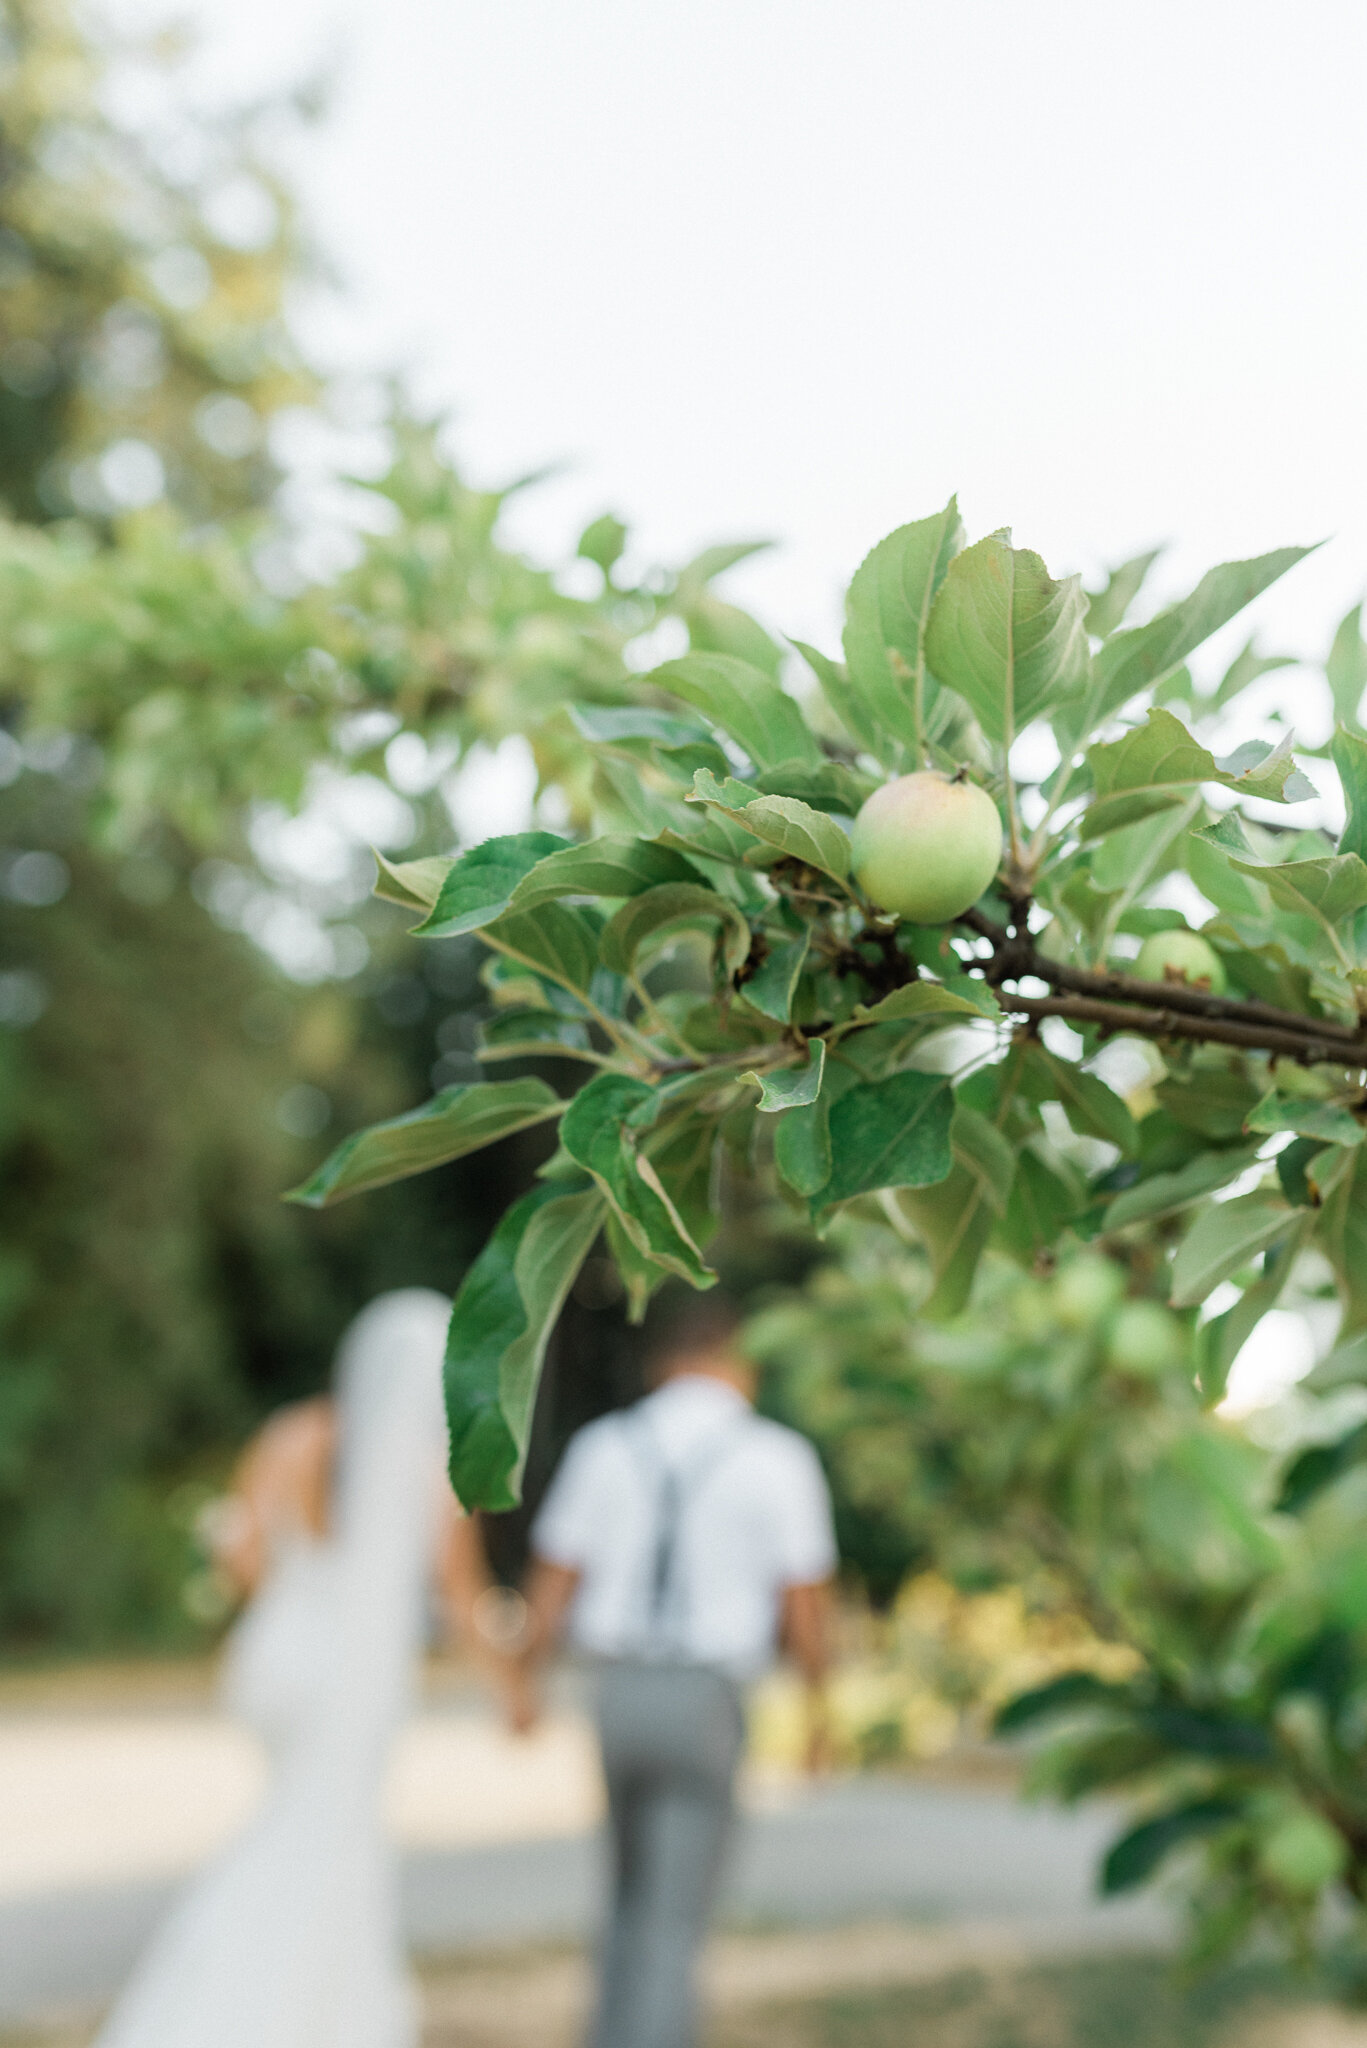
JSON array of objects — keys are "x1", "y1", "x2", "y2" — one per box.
[{"x1": 96, "y1": 1288, "x2": 452, "y2": 2048}]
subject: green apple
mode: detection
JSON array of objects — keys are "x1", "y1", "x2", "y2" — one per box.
[
  {"x1": 1053, "y1": 1255, "x2": 1127, "y2": 1330},
  {"x1": 1133, "y1": 928, "x2": 1227, "y2": 996},
  {"x1": 851, "y1": 771, "x2": 1003, "y2": 924},
  {"x1": 1104, "y1": 1299, "x2": 1185, "y2": 1376},
  {"x1": 1258, "y1": 1810, "x2": 1347, "y2": 1894}
]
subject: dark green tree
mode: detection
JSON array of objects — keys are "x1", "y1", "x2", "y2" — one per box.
[{"x1": 0, "y1": 0, "x2": 314, "y2": 523}]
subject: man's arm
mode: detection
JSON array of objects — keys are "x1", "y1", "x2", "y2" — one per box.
[
  {"x1": 780, "y1": 1578, "x2": 834, "y2": 1773},
  {"x1": 504, "y1": 1555, "x2": 582, "y2": 1734}
]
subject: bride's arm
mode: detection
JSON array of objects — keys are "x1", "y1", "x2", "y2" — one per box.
[
  {"x1": 208, "y1": 1398, "x2": 336, "y2": 1598},
  {"x1": 432, "y1": 1502, "x2": 491, "y2": 1643}
]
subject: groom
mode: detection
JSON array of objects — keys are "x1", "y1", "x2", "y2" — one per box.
[{"x1": 506, "y1": 1294, "x2": 836, "y2": 2048}]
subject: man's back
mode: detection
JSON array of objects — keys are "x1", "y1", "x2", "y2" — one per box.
[
  {"x1": 533, "y1": 1374, "x2": 835, "y2": 1679},
  {"x1": 518, "y1": 1330, "x2": 837, "y2": 2048}
]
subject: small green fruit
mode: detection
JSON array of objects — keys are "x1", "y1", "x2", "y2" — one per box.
[
  {"x1": 1133, "y1": 929, "x2": 1227, "y2": 996},
  {"x1": 1053, "y1": 1256, "x2": 1127, "y2": 1330},
  {"x1": 1258, "y1": 1810, "x2": 1347, "y2": 1895},
  {"x1": 1104, "y1": 1299, "x2": 1185, "y2": 1377},
  {"x1": 851, "y1": 771, "x2": 1003, "y2": 925}
]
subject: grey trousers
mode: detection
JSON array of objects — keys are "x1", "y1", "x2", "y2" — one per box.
[{"x1": 588, "y1": 1660, "x2": 745, "y2": 2048}]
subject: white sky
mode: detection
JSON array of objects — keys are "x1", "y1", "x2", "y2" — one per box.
[{"x1": 116, "y1": 0, "x2": 1367, "y2": 674}]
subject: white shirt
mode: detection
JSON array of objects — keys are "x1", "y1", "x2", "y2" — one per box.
[{"x1": 531, "y1": 1375, "x2": 837, "y2": 1680}]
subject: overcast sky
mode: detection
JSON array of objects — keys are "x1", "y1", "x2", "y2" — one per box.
[{"x1": 112, "y1": 0, "x2": 1367, "y2": 685}]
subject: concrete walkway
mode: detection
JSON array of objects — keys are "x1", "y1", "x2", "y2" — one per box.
[
  {"x1": 0, "y1": 1766, "x2": 1168, "y2": 2024},
  {"x1": 0, "y1": 1673, "x2": 1174, "y2": 2029}
]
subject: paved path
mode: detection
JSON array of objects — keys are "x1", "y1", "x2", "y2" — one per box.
[{"x1": 0, "y1": 1776, "x2": 1168, "y2": 2026}]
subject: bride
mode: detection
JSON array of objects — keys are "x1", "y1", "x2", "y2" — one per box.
[{"x1": 96, "y1": 1288, "x2": 484, "y2": 2048}]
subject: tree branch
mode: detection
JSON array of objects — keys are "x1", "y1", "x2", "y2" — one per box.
[
  {"x1": 958, "y1": 907, "x2": 1367, "y2": 1059},
  {"x1": 995, "y1": 988, "x2": 1365, "y2": 1067}
]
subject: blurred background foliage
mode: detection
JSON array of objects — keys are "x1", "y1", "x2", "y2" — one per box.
[
  {"x1": 0, "y1": 0, "x2": 785, "y2": 1651},
  {"x1": 750, "y1": 1225, "x2": 1367, "y2": 1967},
  {"x1": 0, "y1": 0, "x2": 314, "y2": 526}
]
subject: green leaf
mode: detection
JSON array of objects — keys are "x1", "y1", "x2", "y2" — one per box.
[
  {"x1": 577, "y1": 512, "x2": 627, "y2": 572},
  {"x1": 1148, "y1": 1430, "x2": 1283, "y2": 1580},
  {"x1": 482, "y1": 904, "x2": 604, "y2": 1003},
  {"x1": 414, "y1": 831, "x2": 570, "y2": 937},
  {"x1": 841, "y1": 499, "x2": 965, "y2": 763},
  {"x1": 687, "y1": 769, "x2": 852, "y2": 882},
  {"x1": 560, "y1": 1073, "x2": 715, "y2": 1286},
  {"x1": 646, "y1": 652, "x2": 822, "y2": 770},
  {"x1": 373, "y1": 851, "x2": 456, "y2": 912},
  {"x1": 504, "y1": 835, "x2": 706, "y2": 916},
  {"x1": 445, "y1": 1181, "x2": 605, "y2": 1509},
  {"x1": 1183, "y1": 829, "x2": 1268, "y2": 920},
  {"x1": 1027, "y1": 1728, "x2": 1171, "y2": 1803},
  {"x1": 1246, "y1": 1090, "x2": 1366, "y2": 1148},
  {"x1": 995, "y1": 1670, "x2": 1134, "y2": 1734},
  {"x1": 1170, "y1": 1193, "x2": 1296, "y2": 1308},
  {"x1": 1196, "y1": 1231, "x2": 1307, "y2": 1405},
  {"x1": 924, "y1": 531, "x2": 1090, "y2": 748},
  {"x1": 739, "y1": 930, "x2": 810, "y2": 1024},
  {"x1": 1083, "y1": 709, "x2": 1308, "y2": 839},
  {"x1": 1021, "y1": 1045, "x2": 1138, "y2": 1157},
  {"x1": 743, "y1": 1039, "x2": 825, "y2": 1111},
  {"x1": 682, "y1": 589, "x2": 785, "y2": 679},
  {"x1": 774, "y1": 1096, "x2": 834, "y2": 1198},
  {"x1": 1326, "y1": 604, "x2": 1367, "y2": 728},
  {"x1": 1332, "y1": 727, "x2": 1367, "y2": 863},
  {"x1": 569, "y1": 702, "x2": 727, "y2": 765},
  {"x1": 895, "y1": 1105, "x2": 1015, "y2": 1314},
  {"x1": 1000, "y1": 1142, "x2": 1085, "y2": 1261},
  {"x1": 1085, "y1": 710, "x2": 1224, "y2": 836},
  {"x1": 1156, "y1": 1065, "x2": 1265, "y2": 1143},
  {"x1": 1102, "y1": 1145, "x2": 1261, "y2": 1232},
  {"x1": 676, "y1": 538, "x2": 775, "y2": 587},
  {"x1": 1085, "y1": 549, "x2": 1163, "y2": 640},
  {"x1": 1317, "y1": 1146, "x2": 1367, "y2": 1338},
  {"x1": 748, "y1": 758, "x2": 878, "y2": 813},
  {"x1": 286, "y1": 1079, "x2": 563, "y2": 1208},
  {"x1": 1211, "y1": 638, "x2": 1297, "y2": 711},
  {"x1": 1088, "y1": 805, "x2": 1190, "y2": 900},
  {"x1": 818, "y1": 1069, "x2": 955, "y2": 1210},
  {"x1": 791, "y1": 638, "x2": 880, "y2": 761},
  {"x1": 1101, "y1": 1801, "x2": 1240, "y2": 1895},
  {"x1": 599, "y1": 882, "x2": 751, "y2": 978},
  {"x1": 1218, "y1": 733, "x2": 1315, "y2": 804},
  {"x1": 478, "y1": 1011, "x2": 596, "y2": 1064},
  {"x1": 853, "y1": 978, "x2": 1002, "y2": 1024},
  {"x1": 1277, "y1": 1135, "x2": 1330, "y2": 1208},
  {"x1": 1086, "y1": 545, "x2": 1317, "y2": 728},
  {"x1": 1229, "y1": 849, "x2": 1367, "y2": 947}
]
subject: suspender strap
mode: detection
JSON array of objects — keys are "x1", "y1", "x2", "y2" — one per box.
[{"x1": 629, "y1": 1409, "x2": 751, "y2": 1652}]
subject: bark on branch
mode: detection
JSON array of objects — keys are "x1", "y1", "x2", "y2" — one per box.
[
  {"x1": 958, "y1": 908, "x2": 1367, "y2": 1066},
  {"x1": 994, "y1": 989, "x2": 1365, "y2": 1066}
]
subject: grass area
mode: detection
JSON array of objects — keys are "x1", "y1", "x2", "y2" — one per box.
[{"x1": 710, "y1": 1953, "x2": 1339, "y2": 2048}]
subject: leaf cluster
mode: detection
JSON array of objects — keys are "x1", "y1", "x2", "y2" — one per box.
[{"x1": 311, "y1": 500, "x2": 1367, "y2": 1518}]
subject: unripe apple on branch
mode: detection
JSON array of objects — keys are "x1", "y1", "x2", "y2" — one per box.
[
  {"x1": 1133, "y1": 928, "x2": 1227, "y2": 995},
  {"x1": 850, "y1": 769, "x2": 1004, "y2": 924}
]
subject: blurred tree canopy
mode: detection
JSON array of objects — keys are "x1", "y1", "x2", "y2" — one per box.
[
  {"x1": 0, "y1": 0, "x2": 783, "y2": 1651},
  {"x1": 0, "y1": 0, "x2": 348, "y2": 1649},
  {"x1": 0, "y1": 0, "x2": 313, "y2": 524}
]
